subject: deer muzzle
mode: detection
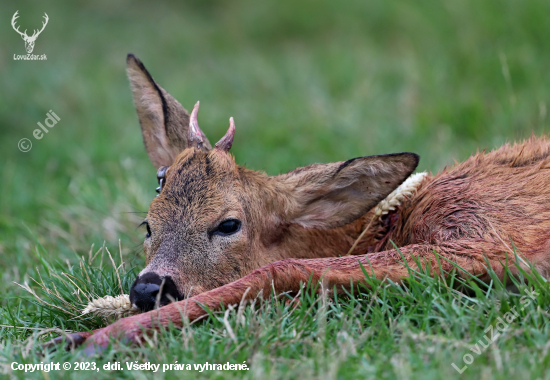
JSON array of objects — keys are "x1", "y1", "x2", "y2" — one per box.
[{"x1": 129, "y1": 272, "x2": 183, "y2": 312}]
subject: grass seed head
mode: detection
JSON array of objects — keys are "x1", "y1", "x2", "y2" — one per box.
[
  {"x1": 374, "y1": 172, "x2": 428, "y2": 216},
  {"x1": 82, "y1": 294, "x2": 140, "y2": 320}
]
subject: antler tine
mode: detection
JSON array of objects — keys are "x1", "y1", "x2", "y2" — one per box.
[
  {"x1": 11, "y1": 11, "x2": 19, "y2": 25},
  {"x1": 215, "y1": 117, "x2": 236, "y2": 152},
  {"x1": 188, "y1": 101, "x2": 205, "y2": 149},
  {"x1": 11, "y1": 11, "x2": 26, "y2": 37},
  {"x1": 33, "y1": 13, "x2": 49, "y2": 37}
]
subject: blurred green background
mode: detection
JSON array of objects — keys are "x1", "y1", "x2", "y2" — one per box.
[{"x1": 1, "y1": 0, "x2": 549, "y2": 299}]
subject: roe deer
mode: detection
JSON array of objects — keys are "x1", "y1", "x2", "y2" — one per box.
[{"x1": 49, "y1": 54, "x2": 550, "y2": 353}]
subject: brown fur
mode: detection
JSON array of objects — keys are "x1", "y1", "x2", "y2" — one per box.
[
  {"x1": 49, "y1": 56, "x2": 550, "y2": 352},
  {"x1": 141, "y1": 146, "x2": 418, "y2": 297}
]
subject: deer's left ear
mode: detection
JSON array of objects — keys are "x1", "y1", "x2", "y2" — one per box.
[
  {"x1": 278, "y1": 153, "x2": 419, "y2": 229},
  {"x1": 126, "y1": 54, "x2": 212, "y2": 169}
]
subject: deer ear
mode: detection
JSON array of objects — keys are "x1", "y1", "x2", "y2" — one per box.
[
  {"x1": 126, "y1": 54, "x2": 211, "y2": 168},
  {"x1": 278, "y1": 153, "x2": 419, "y2": 229}
]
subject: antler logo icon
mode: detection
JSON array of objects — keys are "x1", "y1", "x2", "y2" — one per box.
[{"x1": 11, "y1": 11, "x2": 49, "y2": 54}]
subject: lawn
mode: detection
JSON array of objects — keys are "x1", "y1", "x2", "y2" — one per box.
[{"x1": 1, "y1": 0, "x2": 550, "y2": 378}]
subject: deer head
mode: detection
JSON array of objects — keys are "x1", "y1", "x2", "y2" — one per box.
[
  {"x1": 126, "y1": 54, "x2": 419, "y2": 311},
  {"x1": 11, "y1": 11, "x2": 48, "y2": 54}
]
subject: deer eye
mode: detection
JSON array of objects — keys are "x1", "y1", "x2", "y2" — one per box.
[
  {"x1": 140, "y1": 221, "x2": 152, "y2": 238},
  {"x1": 215, "y1": 219, "x2": 241, "y2": 236}
]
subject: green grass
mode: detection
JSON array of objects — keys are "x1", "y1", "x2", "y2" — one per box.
[{"x1": 1, "y1": 0, "x2": 550, "y2": 378}]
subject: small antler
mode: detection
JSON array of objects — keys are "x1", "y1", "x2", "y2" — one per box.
[
  {"x1": 30, "y1": 13, "x2": 49, "y2": 38},
  {"x1": 188, "y1": 101, "x2": 205, "y2": 149},
  {"x1": 11, "y1": 11, "x2": 27, "y2": 38},
  {"x1": 215, "y1": 117, "x2": 236, "y2": 152}
]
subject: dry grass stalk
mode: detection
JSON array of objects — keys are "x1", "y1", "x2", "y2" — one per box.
[
  {"x1": 16, "y1": 242, "x2": 142, "y2": 323},
  {"x1": 105, "y1": 247, "x2": 124, "y2": 294},
  {"x1": 14, "y1": 281, "x2": 77, "y2": 317}
]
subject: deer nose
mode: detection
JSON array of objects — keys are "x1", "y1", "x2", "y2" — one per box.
[{"x1": 129, "y1": 272, "x2": 182, "y2": 312}]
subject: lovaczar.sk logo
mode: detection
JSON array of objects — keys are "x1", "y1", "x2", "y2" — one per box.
[{"x1": 12, "y1": 10, "x2": 48, "y2": 60}]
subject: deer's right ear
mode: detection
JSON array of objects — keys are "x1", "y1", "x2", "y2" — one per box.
[
  {"x1": 277, "y1": 153, "x2": 420, "y2": 229},
  {"x1": 126, "y1": 54, "x2": 211, "y2": 168}
]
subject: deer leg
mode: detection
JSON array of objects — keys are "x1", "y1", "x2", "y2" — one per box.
[
  {"x1": 56, "y1": 243, "x2": 506, "y2": 354},
  {"x1": 42, "y1": 330, "x2": 96, "y2": 352}
]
